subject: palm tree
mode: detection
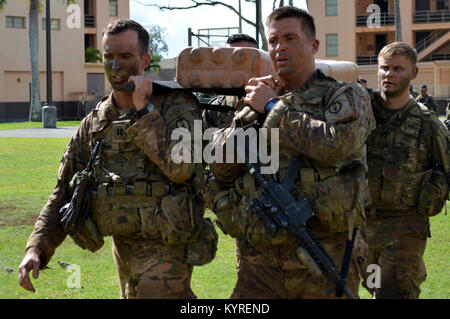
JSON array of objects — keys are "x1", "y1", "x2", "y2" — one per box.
[
  {"x1": 28, "y1": 0, "x2": 41, "y2": 121},
  {"x1": 1, "y1": 1, "x2": 74, "y2": 121},
  {"x1": 28, "y1": 0, "x2": 74, "y2": 121}
]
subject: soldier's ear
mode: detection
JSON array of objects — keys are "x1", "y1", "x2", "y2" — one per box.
[
  {"x1": 312, "y1": 39, "x2": 319, "y2": 55},
  {"x1": 141, "y1": 53, "x2": 151, "y2": 71},
  {"x1": 411, "y1": 65, "x2": 418, "y2": 80}
]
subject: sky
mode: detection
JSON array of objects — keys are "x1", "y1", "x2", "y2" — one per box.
[{"x1": 130, "y1": 0, "x2": 308, "y2": 59}]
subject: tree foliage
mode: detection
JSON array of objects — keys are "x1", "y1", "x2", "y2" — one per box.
[
  {"x1": 134, "y1": 0, "x2": 298, "y2": 51},
  {"x1": 85, "y1": 47, "x2": 103, "y2": 63},
  {"x1": 145, "y1": 24, "x2": 169, "y2": 73},
  {"x1": 0, "y1": 0, "x2": 7, "y2": 11}
]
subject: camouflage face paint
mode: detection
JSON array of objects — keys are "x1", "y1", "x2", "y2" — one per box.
[{"x1": 103, "y1": 30, "x2": 143, "y2": 91}]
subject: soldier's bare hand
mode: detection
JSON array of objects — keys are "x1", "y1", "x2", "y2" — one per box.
[
  {"x1": 18, "y1": 246, "x2": 42, "y2": 293},
  {"x1": 244, "y1": 77, "x2": 279, "y2": 114},
  {"x1": 248, "y1": 75, "x2": 281, "y2": 92},
  {"x1": 128, "y1": 75, "x2": 153, "y2": 110}
]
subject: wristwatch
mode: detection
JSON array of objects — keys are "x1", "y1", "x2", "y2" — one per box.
[
  {"x1": 136, "y1": 103, "x2": 155, "y2": 118},
  {"x1": 264, "y1": 97, "x2": 280, "y2": 114}
]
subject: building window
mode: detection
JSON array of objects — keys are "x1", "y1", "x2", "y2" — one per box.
[
  {"x1": 326, "y1": 0, "x2": 338, "y2": 16},
  {"x1": 109, "y1": 0, "x2": 118, "y2": 16},
  {"x1": 326, "y1": 34, "x2": 338, "y2": 56},
  {"x1": 6, "y1": 16, "x2": 25, "y2": 29},
  {"x1": 42, "y1": 18, "x2": 61, "y2": 30},
  {"x1": 437, "y1": 0, "x2": 449, "y2": 10}
]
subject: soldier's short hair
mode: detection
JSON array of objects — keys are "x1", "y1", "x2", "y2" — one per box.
[
  {"x1": 266, "y1": 6, "x2": 316, "y2": 40},
  {"x1": 226, "y1": 34, "x2": 258, "y2": 48},
  {"x1": 378, "y1": 42, "x2": 417, "y2": 65},
  {"x1": 102, "y1": 19, "x2": 149, "y2": 56}
]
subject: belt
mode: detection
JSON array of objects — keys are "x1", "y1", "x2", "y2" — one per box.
[{"x1": 94, "y1": 181, "x2": 170, "y2": 198}]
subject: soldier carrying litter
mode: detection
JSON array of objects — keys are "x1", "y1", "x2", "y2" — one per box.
[
  {"x1": 209, "y1": 7, "x2": 375, "y2": 298},
  {"x1": 17, "y1": 19, "x2": 218, "y2": 299}
]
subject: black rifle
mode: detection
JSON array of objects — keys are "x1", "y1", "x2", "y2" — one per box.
[{"x1": 243, "y1": 150, "x2": 355, "y2": 299}]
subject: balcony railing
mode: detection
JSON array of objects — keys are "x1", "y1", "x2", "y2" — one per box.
[
  {"x1": 413, "y1": 10, "x2": 450, "y2": 24},
  {"x1": 421, "y1": 52, "x2": 450, "y2": 61},
  {"x1": 356, "y1": 12, "x2": 395, "y2": 27},
  {"x1": 84, "y1": 15, "x2": 95, "y2": 28},
  {"x1": 416, "y1": 29, "x2": 449, "y2": 53},
  {"x1": 356, "y1": 55, "x2": 378, "y2": 65}
]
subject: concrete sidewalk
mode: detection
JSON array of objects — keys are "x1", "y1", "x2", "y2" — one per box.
[
  {"x1": 0, "y1": 118, "x2": 446, "y2": 138},
  {"x1": 0, "y1": 126, "x2": 78, "y2": 138}
]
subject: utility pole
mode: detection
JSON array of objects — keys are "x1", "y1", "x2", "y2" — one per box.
[
  {"x1": 255, "y1": 0, "x2": 260, "y2": 45},
  {"x1": 238, "y1": 0, "x2": 242, "y2": 33},
  {"x1": 45, "y1": 0, "x2": 52, "y2": 105}
]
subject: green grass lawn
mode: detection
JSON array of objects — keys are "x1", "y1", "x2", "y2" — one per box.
[
  {"x1": 0, "y1": 121, "x2": 80, "y2": 130},
  {"x1": 0, "y1": 137, "x2": 448, "y2": 299}
]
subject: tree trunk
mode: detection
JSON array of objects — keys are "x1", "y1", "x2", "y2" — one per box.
[
  {"x1": 395, "y1": 0, "x2": 402, "y2": 41},
  {"x1": 29, "y1": 0, "x2": 42, "y2": 122}
]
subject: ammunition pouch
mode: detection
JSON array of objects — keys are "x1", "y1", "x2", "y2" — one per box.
[
  {"x1": 91, "y1": 183, "x2": 206, "y2": 246},
  {"x1": 418, "y1": 168, "x2": 448, "y2": 217},
  {"x1": 185, "y1": 218, "x2": 218, "y2": 266},
  {"x1": 299, "y1": 165, "x2": 366, "y2": 233},
  {"x1": 212, "y1": 188, "x2": 244, "y2": 238},
  {"x1": 202, "y1": 176, "x2": 229, "y2": 211},
  {"x1": 212, "y1": 176, "x2": 296, "y2": 245},
  {"x1": 368, "y1": 163, "x2": 429, "y2": 211},
  {"x1": 158, "y1": 190, "x2": 204, "y2": 245},
  {"x1": 66, "y1": 215, "x2": 105, "y2": 253}
]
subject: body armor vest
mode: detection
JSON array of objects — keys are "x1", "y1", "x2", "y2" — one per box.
[
  {"x1": 215, "y1": 74, "x2": 370, "y2": 238},
  {"x1": 367, "y1": 98, "x2": 431, "y2": 211},
  {"x1": 91, "y1": 111, "x2": 169, "y2": 196},
  {"x1": 88, "y1": 108, "x2": 170, "y2": 236}
]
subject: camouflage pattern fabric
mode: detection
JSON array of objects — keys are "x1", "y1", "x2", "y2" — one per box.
[
  {"x1": 202, "y1": 95, "x2": 240, "y2": 129},
  {"x1": 364, "y1": 92, "x2": 450, "y2": 299},
  {"x1": 201, "y1": 95, "x2": 243, "y2": 211},
  {"x1": 361, "y1": 211, "x2": 428, "y2": 299},
  {"x1": 231, "y1": 231, "x2": 367, "y2": 298},
  {"x1": 112, "y1": 235, "x2": 195, "y2": 299},
  {"x1": 211, "y1": 70, "x2": 375, "y2": 298},
  {"x1": 26, "y1": 91, "x2": 210, "y2": 298}
]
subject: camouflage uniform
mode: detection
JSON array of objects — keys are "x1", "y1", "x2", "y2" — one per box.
[
  {"x1": 363, "y1": 92, "x2": 450, "y2": 299},
  {"x1": 26, "y1": 90, "x2": 217, "y2": 299},
  {"x1": 202, "y1": 95, "x2": 240, "y2": 129},
  {"x1": 415, "y1": 94, "x2": 438, "y2": 113},
  {"x1": 211, "y1": 70, "x2": 375, "y2": 298},
  {"x1": 202, "y1": 95, "x2": 242, "y2": 211}
]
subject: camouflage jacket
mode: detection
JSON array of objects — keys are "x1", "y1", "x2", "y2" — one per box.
[
  {"x1": 211, "y1": 70, "x2": 375, "y2": 239},
  {"x1": 368, "y1": 92, "x2": 449, "y2": 213},
  {"x1": 26, "y1": 91, "x2": 201, "y2": 268}
]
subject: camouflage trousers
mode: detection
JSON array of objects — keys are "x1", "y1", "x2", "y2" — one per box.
[
  {"x1": 361, "y1": 210, "x2": 429, "y2": 299},
  {"x1": 111, "y1": 234, "x2": 196, "y2": 299},
  {"x1": 231, "y1": 231, "x2": 367, "y2": 299}
]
